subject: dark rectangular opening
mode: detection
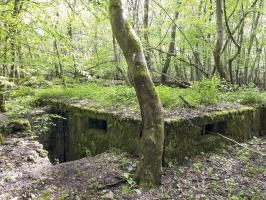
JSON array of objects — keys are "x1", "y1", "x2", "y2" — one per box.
[
  {"x1": 88, "y1": 118, "x2": 107, "y2": 131},
  {"x1": 202, "y1": 123, "x2": 215, "y2": 135},
  {"x1": 201, "y1": 121, "x2": 227, "y2": 136}
]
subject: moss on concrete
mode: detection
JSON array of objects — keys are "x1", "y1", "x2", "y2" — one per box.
[
  {"x1": 164, "y1": 106, "x2": 263, "y2": 163},
  {"x1": 41, "y1": 100, "x2": 265, "y2": 163},
  {"x1": 44, "y1": 100, "x2": 141, "y2": 161}
]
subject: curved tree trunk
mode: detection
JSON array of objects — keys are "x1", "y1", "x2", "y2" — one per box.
[{"x1": 109, "y1": 0, "x2": 164, "y2": 187}]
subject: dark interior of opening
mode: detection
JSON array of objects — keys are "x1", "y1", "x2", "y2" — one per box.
[
  {"x1": 88, "y1": 118, "x2": 107, "y2": 131},
  {"x1": 38, "y1": 114, "x2": 109, "y2": 164},
  {"x1": 37, "y1": 112, "x2": 67, "y2": 164},
  {"x1": 201, "y1": 121, "x2": 227, "y2": 136}
]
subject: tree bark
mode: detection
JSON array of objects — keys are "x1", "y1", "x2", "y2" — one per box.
[
  {"x1": 213, "y1": 0, "x2": 228, "y2": 81},
  {"x1": 223, "y1": 0, "x2": 244, "y2": 84},
  {"x1": 67, "y1": 0, "x2": 78, "y2": 78},
  {"x1": 112, "y1": 35, "x2": 130, "y2": 84},
  {"x1": 9, "y1": 0, "x2": 23, "y2": 78},
  {"x1": 244, "y1": 0, "x2": 263, "y2": 83},
  {"x1": 109, "y1": 0, "x2": 164, "y2": 187},
  {"x1": 143, "y1": 0, "x2": 153, "y2": 70},
  {"x1": 161, "y1": 12, "x2": 178, "y2": 83},
  {"x1": 53, "y1": 12, "x2": 63, "y2": 78},
  {"x1": 0, "y1": 93, "x2": 6, "y2": 112}
]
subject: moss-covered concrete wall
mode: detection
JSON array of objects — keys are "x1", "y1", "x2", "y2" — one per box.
[
  {"x1": 260, "y1": 105, "x2": 266, "y2": 136},
  {"x1": 42, "y1": 100, "x2": 265, "y2": 163},
  {"x1": 45, "y1": 101, "x2": 141, "y2": 161},
  {"x1": 164, "y1": 106, "x2": 264, "y2": 163}
]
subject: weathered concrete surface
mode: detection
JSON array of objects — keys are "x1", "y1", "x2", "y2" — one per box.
[
  {"x1": 261, "y1": 105, "x2": 266, "y2": 135},
  {"x1": 40, "y1": 100, "x2": 266, "y2": 163}
]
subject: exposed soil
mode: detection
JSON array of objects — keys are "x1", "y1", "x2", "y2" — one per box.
[{"x1": 1, "y1": 126, "x2": 265, "y2": 199}]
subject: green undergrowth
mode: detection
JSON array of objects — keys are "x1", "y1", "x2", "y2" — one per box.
[{"x1": 5, "y1": 79, "x2": 266, "y2": 118}]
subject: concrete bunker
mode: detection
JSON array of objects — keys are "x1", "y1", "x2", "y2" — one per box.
[{"x1": 38, "y1": 100, "x2": 266, "y2": 164}]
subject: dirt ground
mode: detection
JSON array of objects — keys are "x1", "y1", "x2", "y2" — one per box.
[{"x1": 0, "y1": 123, "x2": 265, "y2": 200}]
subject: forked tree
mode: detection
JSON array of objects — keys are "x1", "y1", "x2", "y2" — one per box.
[{"x1": 109, "y1": 0, "x2": 165, "y2": 187}]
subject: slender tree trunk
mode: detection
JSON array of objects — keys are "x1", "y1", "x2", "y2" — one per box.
[
  {"x1": 194, "y1": 49, "x2": 201, "y2": 80},
  {"x1": 67, "y1": 2, "x2": 78, "y2": 78},
  {"x1": 213, "y1": 0, "x2": 228, "y2": 81},
  {"x1": 195, "y1": 1, "x2": 203, "y2": 80},
  {"x1": 264, "y1": 50, "x2": 266, "y2": 90},
  {"x1": 9, "y1": 0, "x2": 24, "y2": 79},
  {"x1": 263, "y1": 72, "x2": 266, "y2": 90},
  {"x1": 53, "y1": 39, "x2": 63, "y2": 78},
  {"x1": 249, "y1": 40, "x2": 263, "y2": 82},
  {"x1": 0, "y1": 93, "x2": 6, "y2": 112},
  {"x1": 143, "y1": 0, "x2": 153, "y2": 70},
  {"x1": 109, "y1": 0, "x2": 164, "y2": 187},
  {"x1": 112, "y1": 35, "x2": 130, "y2": 84},
  {"x1": 161, "y1": 12, "x2": 178, "y2": 83},
  {"x1": 2, "y1": 11, "x2": 8, "y2": 77},
  {"x1": 53, "y1": 12, "x2": 63, "y2": 78},
  {"x1": 244, "y1": 0, "x2": 263, "y2": 83},
  {"x1": 132, "y1": 0, "x2": 140, "y2": 34},
  {"x1": 3, "y1": 39, "x2": 8, "y2": 77},
  {"x1": 223, "y1": 0, "x2": 244, "y2": 84}
]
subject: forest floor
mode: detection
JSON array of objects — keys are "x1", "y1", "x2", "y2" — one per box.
[{"x1": 0, "y1": 116, "x2": 265, "y2": 200}]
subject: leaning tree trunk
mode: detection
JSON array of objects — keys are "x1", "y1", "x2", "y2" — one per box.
[
  {"x1": 213, "y1": 0, "x2": 228, "y2": 81},
  {"x1": 109, "y1": 0, "x2": 164, "y2": 187}
]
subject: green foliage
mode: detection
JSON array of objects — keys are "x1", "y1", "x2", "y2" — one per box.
[
  {"x1": 109, "y1": 86, "x2": 137, "y2": 106},
  {"x1": 121, "y1": 172, "x2": 140, "y2": 195},
  {"x1": 11, "y1": 87, "x2": 35, "y2": 97},
  {"x1": 158, "y1": 78, "x2": 221, "y2": 109},
  {"x1": 6, "y1": 95, "x2": 37, "y2": 118},
  {"x1": 192, "y1": 78, "x2": 220, "y2": 105},
  {"x1": 32, "y1": 114, "x2": 62, "y2": 136},
  {"x1": 0, "y1": 76, "x2": 16, "y2": 90},
  {"x1": 4, "y1": 79, "x2": 266, "y2": 120},
  {"x1": 222, "y1": 84, "x2": 266, "y2": 104},
  {"x1": 37, "y1": 83, "x2": 138, "y2": 108}
]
